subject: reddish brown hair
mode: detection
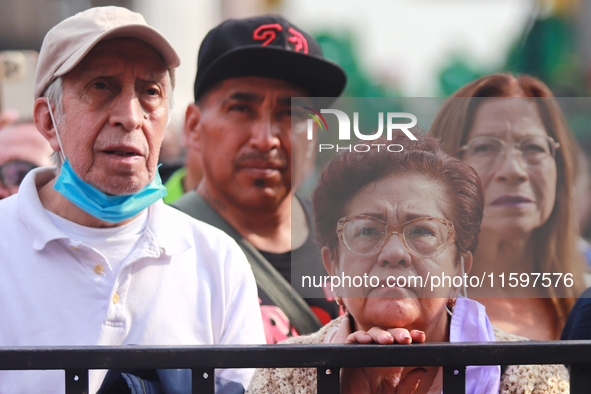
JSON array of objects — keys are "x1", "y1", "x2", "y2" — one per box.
[
  {"x1": 430, "y1": 73, "x2": 587, "y2": 319},
  {"x1": 313, "y1": 134, "x2": 484, "y2": 262}
]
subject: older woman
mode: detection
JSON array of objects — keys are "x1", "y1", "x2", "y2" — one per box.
[
  {"x1": 430, "y1": 73, "x2": 588, "y2": 340},
  {"x1": 247, "y1": 136, "x2": 568, "y2": 394}
]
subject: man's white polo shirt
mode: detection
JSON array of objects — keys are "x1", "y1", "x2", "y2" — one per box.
[{"x1": 0, "y1": 168, "x2": 265, "y2": 393}]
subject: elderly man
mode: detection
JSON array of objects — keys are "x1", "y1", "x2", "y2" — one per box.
[
  {"x1": 0, "y1": 121, "x2": 54, "y2": 199},
  {"x1": 173, "y1": 15, "x2": 347, "y2": 344},
  {"x1": 0, "y1": 6, "x2": 264, "y2": 393}
]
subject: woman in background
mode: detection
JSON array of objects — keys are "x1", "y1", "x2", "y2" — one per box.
[{"x1": 430, "y1": 73, "x2": 588, "y2": 340}]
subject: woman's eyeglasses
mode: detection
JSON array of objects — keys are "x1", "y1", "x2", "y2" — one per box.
[
  {"x1": 0, "y1": 160, "x2": 37, "y2": 188},
  {"x1": 459, "y1": 135, "x2": 559, "y2": 169},
  {"x1": 337, "y1": 215, "x2": 455, "y2": 258}
]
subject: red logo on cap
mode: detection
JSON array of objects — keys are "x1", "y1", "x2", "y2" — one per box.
[
  {"x1": 287, "y1": 28, "x2": 308, "y2": 54},
  {"x1": 253, "y1": 24, "x2": 309, "y2": 54},
  {"x1": 253, "y1": 24, "x2": 283, "y2": 46}
]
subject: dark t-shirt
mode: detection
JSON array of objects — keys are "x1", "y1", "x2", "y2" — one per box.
[
  {"x1": 257, "y1": 199, "x2": 340, "y2": 344},
  {"x1": 561, "y1": 286, "x2": 591, "y2": 340}
]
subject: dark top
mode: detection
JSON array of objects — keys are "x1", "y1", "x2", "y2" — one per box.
[
  {"x1": 561, "y1": 286, "x2": 591, "y2": 340},
  {"x1": 258, "y1": 198, "x2": 340, "y2": 344}
]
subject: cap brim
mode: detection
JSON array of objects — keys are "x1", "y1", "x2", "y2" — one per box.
[
  {"x1": 195, "y1": 46, "x2": 346, "y2": 101},
  {"x1": 54, "y1": 24, "x2": 180, "y2": 78}
]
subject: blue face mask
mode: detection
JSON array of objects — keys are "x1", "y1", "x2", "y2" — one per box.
[
  {"x1": 53, "y1": 159, "x2": 167, "y2": 223},
  {"x1": 47, "y1": 100, "x2": 167, "y2": 223}
]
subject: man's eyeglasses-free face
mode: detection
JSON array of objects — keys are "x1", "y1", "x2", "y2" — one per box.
[{"x1": 337, "y1": 215, "x2": 455, "y2": 258}]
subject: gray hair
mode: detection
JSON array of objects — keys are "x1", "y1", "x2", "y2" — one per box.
[{"x1": 43, "y1": 72, "x2": 174, "y2": 168}]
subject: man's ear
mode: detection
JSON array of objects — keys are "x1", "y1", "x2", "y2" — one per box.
[
  {"x1": 322, "y1": 246, "x2": 339, "y2": 276},
  {"x1": 34, "y1": 98, "x2": 60, "y2": 152},
  {"x1": 184, "y1": 103, "x2": 202, "y2": 153}
]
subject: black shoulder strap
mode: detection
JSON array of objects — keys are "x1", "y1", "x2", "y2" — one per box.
[{"x1": 172, "y1": 191, "x2": 323, "y2": 335}]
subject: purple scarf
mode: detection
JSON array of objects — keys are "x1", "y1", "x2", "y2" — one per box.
[{"x1": 449, "y1": 298, "x2": 500, "y2": 394}]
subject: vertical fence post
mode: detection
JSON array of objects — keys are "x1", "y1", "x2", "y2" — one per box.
[
  {"x1": 65, "y1": 369, "x2": 88, "y2": 394},
  {"x1": 570, "y1": 364, "x2": 591, "y2": 394},
  {"x1": 317, "y1": 367, "x2": 340, "y2": 394},
  {"x1": 192, "y1": 368, "x2": 215, "y2": 394},
  {"x1": 443, "y1": 365, "x2": 465, "y2": 394}
]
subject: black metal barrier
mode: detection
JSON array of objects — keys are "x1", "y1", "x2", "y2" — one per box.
[{"x1": 1, "y1": 341, "x2": 591, "y2": 393}]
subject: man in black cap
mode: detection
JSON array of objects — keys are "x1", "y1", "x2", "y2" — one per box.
[{"x1": 173, "y1": 15, "x2": 347, "y2": 343}]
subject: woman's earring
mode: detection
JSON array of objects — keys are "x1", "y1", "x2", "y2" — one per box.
[
  {"x1": 446, "y1": 298, "x2": 456, "y2": 317},
  {"x1": 336, "y1": 297, "x2": 347, "y2": 312}
]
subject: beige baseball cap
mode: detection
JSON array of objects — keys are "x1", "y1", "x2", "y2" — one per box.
[{"x1": 34, "y1": 6, "x2": 180, "y2": 99}]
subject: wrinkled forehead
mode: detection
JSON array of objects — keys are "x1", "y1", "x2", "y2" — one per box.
[
  {"x1": 65, "y1": 37, "x2": 171, "y2": 87},
  {"x1": 469, "y1": 97, "x2": 546, "y2": 139},
  {"x1": 346, "y1": 173, "x2": 451, "y2": 223}
]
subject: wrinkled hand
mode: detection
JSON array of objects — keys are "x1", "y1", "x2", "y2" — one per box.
[{"x1": 330, "y1": 316, "x2": 427, "y2": 394}]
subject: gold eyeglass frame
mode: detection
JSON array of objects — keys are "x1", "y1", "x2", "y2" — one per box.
[
  {"x1": 336, "y1": 215, "x2": 455, "y2": 258},
  {"x1": 459, "y1": 135, "x2": 560, "y2": 168}
]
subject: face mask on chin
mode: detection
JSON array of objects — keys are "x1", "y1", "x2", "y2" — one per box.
[{"x1": 47, "y1": 101, "x2": 167, "y2": 223}]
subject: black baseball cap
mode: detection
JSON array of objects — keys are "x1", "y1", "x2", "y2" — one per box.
[{"x1": 193, "y1": 14, "x2": 347, "y2": 101}]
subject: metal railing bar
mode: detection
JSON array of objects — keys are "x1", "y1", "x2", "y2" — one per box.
[
  {"x1": 1, "y1": 341, "x2": 590, "y2": 370},
  {"x1": 65, "y1": 369, "x2": 88, "y2": 394},
  {"x1": 317, "y1": 367, "x2": 339, "y2": 394},
  {"x1": 443, "y1": 365, "x2": 465, "y2": 394},
  {"x1": 191, "y1": 368, "x2": 214, "y2": 394},
  {"x1": 570, "y1": 363, "x2": 591, "y2": 394}
]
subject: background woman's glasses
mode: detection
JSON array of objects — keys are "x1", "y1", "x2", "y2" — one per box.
[{"x1": 460, "y1": 135, "x2": 559, "y2": 169}]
